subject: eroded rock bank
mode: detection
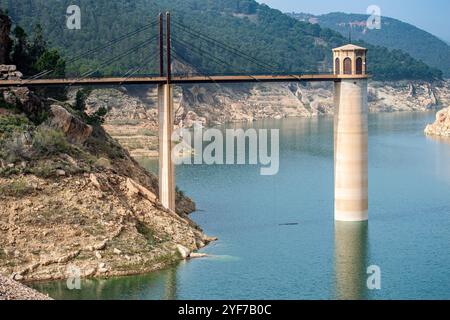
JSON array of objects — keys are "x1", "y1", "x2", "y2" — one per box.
[
  {"x1": 79, "y1": 80, "x2": 450, "y2": 157},
  {"x1": 0, "y1": 172, "x2": 214, "y2": 282},
  {"x1": 425, "y1": 106, "x2": 450, "y2": 137},
  {"x1": 0, "y1": 67, "x2": 214, "y2": 283},
  {"x1": 0, "y1": 275, "x2": 51, "y2": 300}
]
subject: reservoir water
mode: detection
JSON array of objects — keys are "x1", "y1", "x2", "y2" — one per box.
[{"x1": 32, "y1": 112, "x2": 450, "y2": 300}]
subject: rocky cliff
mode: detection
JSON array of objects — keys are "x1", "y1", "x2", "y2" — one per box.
[
  {"x1": 0, "y1": 67, "x2": 215, "y2": 283},
  {"x1": 425, "y1": 106, "x2": 450, "y2": 137},
  {"x1": 81, "y1": 80, "x2": 450, "y2": 157}
]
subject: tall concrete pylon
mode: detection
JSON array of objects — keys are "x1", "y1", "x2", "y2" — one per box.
[
  {"x1": 158, "y1": 84, "x2": 176, "y2": 211},
  {"x1": 333, "y1": 44, "x2": 369, "y2": 222}
]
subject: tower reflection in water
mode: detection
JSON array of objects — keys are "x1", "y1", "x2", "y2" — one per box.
[{"x1": 334, "y1": 221, "x2": 369, "y2": 300}]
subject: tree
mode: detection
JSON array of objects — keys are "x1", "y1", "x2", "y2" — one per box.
[
  {"x1": 30, "y1": 24, "x2": 46, "y2": 59},
  {"x1": 34, "y1": 49, "x2": 65, "y2": 77},
  {"x1": 3, "y1": 0, "x2": 443, "y2": 81},
  {"x1": 0, "y1": 9, "x2": 12, "y2": 64},
  {"x1": 87, "y1": 107, "x2": 108, "y2": 125},
  {"x1": 74, "y1": 88, "x2": 92, "y2": 112},
  {"x1": 9, "y1": 20, "x2": 67, "y2": 100},
  {"x1": 11, "y1": 26, "x2": 32, "y2": 74}
]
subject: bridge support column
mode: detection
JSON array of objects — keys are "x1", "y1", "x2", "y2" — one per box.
[
  {"x1": 334, "y1": 79, "x2": 368, "y2": 222},
  {"x1": 158, "y1": 84, "x2": 176, "y2": 211}
]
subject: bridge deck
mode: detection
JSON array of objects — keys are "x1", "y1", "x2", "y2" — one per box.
[{"x1": 0, "y1": 74, "x2": 368, "y2": 87}]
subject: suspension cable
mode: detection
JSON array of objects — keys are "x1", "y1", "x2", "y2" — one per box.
[
  {"x1": 70, "y1": 35, "x2": 158, "y2": 84},
  {"x1": 172, "y1": 37, "x2": 247, "y2": 74},
  {"x1": 172, "y1": 21, "x2": 279, "y2": 73},
  {"x1": 118, "y1": 51, "x2": 160, "y2": 85},
  {"x1": 173, "y1": 21, "x2": 303, "y2": 81},
  {"x1": 171, "y1": 48, "x2": 221, "y2": 88},
  {"x1": 24, "y1": 21, "x2": 159, "y2": 81}
]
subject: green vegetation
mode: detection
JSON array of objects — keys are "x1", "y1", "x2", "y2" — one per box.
[
  {"x1": 0, "y1": 114, "x2": 31, "y2": 137},
  {"x1": 31, "y1": 126, "x2": 71, "y2": 156},
  {"x1": 84, "y1": 128, "x2": 126, "y2": 160},
  {"x1": 10, "y1": 24, "x2": 65, "y2": 79},
  {"x1": 0, "y1": 178, "x2": 34, "y2": 197},
  {"x1": 1, "y1": 0, "x2": 442, "y2": 81},
  {"x1": 0, "y1": 112, "x2": 97, "y2": 177},
  {"x1": 0, "y1": 95, "x2": 16, "y2": 111},
  {"x1": 136, "y1": 220, "x2": 156, "y2": 246},
  {"x1": 73, "y1": 88, "x2": 108, "y2": 125},
  {"x1": 94, "y1": 157, "x2": 112, "y2": 169},
  {"x1": 7, "y1": 24, "x2": 66, "y2": 100},
  {"x1": 1, "y1": 9, "x2": 67, "y2": 99},
  {"x1": 294, "y1": 12, "x2": 450, "y2": 78},
  {"x1": 86, "y1": 107, "x2": 108, "y2": 126},
  {"x1": 0, "y1": 114, "x2": 32, "y2": 162},
  {"x1": 74, "y1": 88, "x2": 92, "y2": 112}
]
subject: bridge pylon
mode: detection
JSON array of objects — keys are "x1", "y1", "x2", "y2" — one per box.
[
  {"x1": 333, "y1": 44, "x2": 369, "y2": 222},
  {"x1": 158, "y1": 12, "x2": 176, "y2": 211},
  {"x1": 158, "y1": 83, "x2": 176, "y2": 211}
]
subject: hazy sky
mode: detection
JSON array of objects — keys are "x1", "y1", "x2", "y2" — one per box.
[{"x1": 257, "y1": 0, "x2": 450, "y2": 43}]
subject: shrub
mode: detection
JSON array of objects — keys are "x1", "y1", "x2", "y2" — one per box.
[
  {"x1": 94, "y1": 157, "x2": 112, "y2": 169},
  {"x1": 0, "y1": 178, "x2": 34, "y2": 197},
  {"x1": 0, "y1": 95, "x2": 17, "y2": 111},
  {"x1": 74, "y1": 88, "x2": 92, "y2": 112},
  {"x1": 86, "y1": 107, "x2": 108, "y2": 126},
  {"x1": 0, "y1": 115, "x2": 31, "y2": 138},
  {"x1": 32, "y1": 126, "x2": 71, "y2": 156},
  {"x1": 0, "y1": 115, "x2": 33, "y2": 162},
  {"x1": 3, "y1": 133, "x2": 31, "y2": 162},
  {"x1": 136, "y1": 221, "x2": 156, "y2": 246},
  {"x1": 30, "y1": 163, "x2": 54, "y2": 178}
]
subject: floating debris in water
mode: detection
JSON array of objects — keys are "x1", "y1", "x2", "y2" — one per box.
[{"x1": 278, "y1": 223, "x2": 299, "y2": 226}]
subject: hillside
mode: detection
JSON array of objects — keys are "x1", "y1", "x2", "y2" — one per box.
[
  {"x1": 0, "y1": 70, "x2": 215, "y2": 281},
  {"x1": 0, "y1": 11, "x2": 216, "y2": 283},
  {"x1": 289, "y1": 12, "x2": 450, "y2": 77},
  {"x1": 0, "y1": 0, "x2": 442, "y2": 81}
]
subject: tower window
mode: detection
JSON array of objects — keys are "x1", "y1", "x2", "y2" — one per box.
[
  {"x1": 356, "y1": 57, "x2": 363, "y2": 75},
  {"x1": 343, "y1": 57, "x2": 352, "y2": 75}
]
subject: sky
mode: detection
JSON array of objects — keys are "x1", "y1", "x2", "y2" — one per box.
[{"x1": 257, "y1": 0, "x2": 450, "y2": 43}]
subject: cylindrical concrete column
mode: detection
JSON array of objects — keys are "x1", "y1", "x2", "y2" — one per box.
[
  {"x1": 158, "y1": 84, "x2": 176, "y2": 211},
  {"x1": 334, "y1": 79, "x2": 368, "y2": 222}
]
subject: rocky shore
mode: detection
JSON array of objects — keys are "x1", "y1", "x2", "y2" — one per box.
[
  {"x1": 80, "y1": 80, "x2": 450, "y2": 157},
  {"x1": 0, "y1": 66, "x2": 215, "y2": 285},
  {"x1": 425, "y1": 106, "x2": 450, "y2": 137},
  {"x1": 0, "y1": 275, "x2": 51, "y2": 300}
]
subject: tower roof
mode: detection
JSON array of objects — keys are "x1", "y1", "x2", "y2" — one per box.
[{"x1": 333, "y1": 44, "x2": 367, "y2": 52}]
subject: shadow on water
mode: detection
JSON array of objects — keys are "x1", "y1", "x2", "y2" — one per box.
[{"x1": 334, "y1": 221, "x2": 369, "y2": 300}]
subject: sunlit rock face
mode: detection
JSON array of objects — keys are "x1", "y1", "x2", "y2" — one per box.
[{"x1": 425, "y1": 106, "x2": 450, "y2": 137}]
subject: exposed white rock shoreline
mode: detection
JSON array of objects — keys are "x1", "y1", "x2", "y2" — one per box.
[
  {"x1": 425, "y1": 106, "x2": 450, "y2": 137},
  {"x1": 78, "y1": 80, "x2": 450, "y2": 157}
]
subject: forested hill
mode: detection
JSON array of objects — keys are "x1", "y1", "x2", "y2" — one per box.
[
  {"x1": 289, "y1": 12, "x2": 450, "y2": 77},
  {"x1": 1, "y1": 0, "x2": 443, "y2": 81}
]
